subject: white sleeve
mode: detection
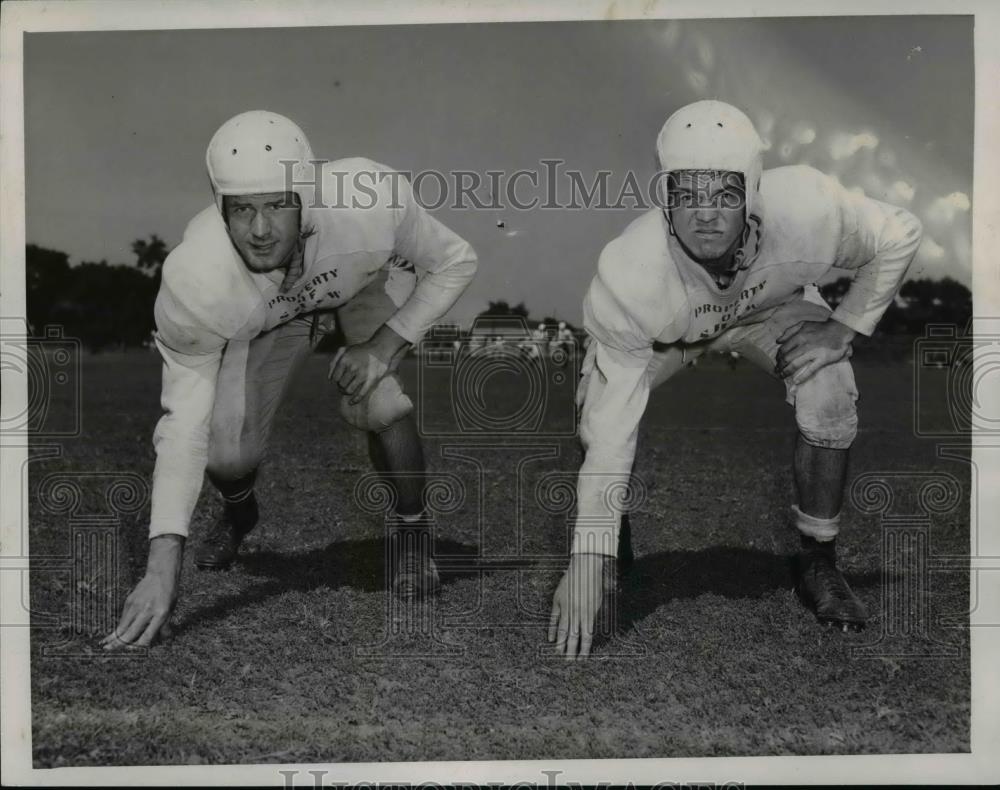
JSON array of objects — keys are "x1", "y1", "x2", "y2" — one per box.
[
  {"x1": 572, "y1": 273, "x2": 654, "y2": 556},
  {"x1": 383, "y1": 174, "x2": 478, "y2": 345},
  {"x1": 828, "y1": 181, "x2": 924, "y2": 336},
  {"x1": 148, "y1": 286, "x2": 224, "y2": 540}
]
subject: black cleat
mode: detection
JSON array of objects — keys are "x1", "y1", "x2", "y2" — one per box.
[
  {"x1": 388, "y1": 521, "x2": 441, "y2": 602},
  {"x1": 795, "y1": 536, "x2": 867, "y2": 631},
  {"x1": 195, "y1": 495, "x2": 259, "y2": 571}
]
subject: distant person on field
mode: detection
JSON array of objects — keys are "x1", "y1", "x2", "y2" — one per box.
[
  {"x1": 549, "y1": 100, "x2": 921, "y2": 658},
  {"x1": 549, "y1": 320, "x2": 575, "y2": 362},
  {"x1": 104, "y1": 111, "x2": 477, "y2": 650}
]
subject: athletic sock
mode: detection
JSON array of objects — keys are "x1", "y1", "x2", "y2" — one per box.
[
  {"x1": 213, "y1": 471, "x2": 258, "y2": 526},
  {"x1": 791, "y1": 504, "x2": 840, "y2": 543}
]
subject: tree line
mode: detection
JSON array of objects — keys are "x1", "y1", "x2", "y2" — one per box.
[
  {"x1": 26, "y1": 236, "x2": 168, "y2": 351},
  {"x1": 24, "y1": 239, "x2": 972, "y2": 352}
]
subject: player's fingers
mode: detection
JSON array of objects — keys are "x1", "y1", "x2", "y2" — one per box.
[
  {"x1": 104, "y1": 610, "x2": 150, "y2": 651},
  {"x1": 776, "y1": 321, "x2": 804, "y2": 344},
  {"x1": 134, "y1": 613, "x2": 168, "y2": 648},
  {"x1": 328, "y1": 347, "x2": 347, "y2": 381},
  {"x1": 792, "y1": 358, "x2": 824, "y2": 387},
  {"x1": 547, "y1": 599, "x2": 561, "y2": 642},
  {"x1": 350, "y1": 369, "x2": 378, "y2": 405},
  {"x1": 336, "y1": 358, "x2": 360, "y2": 388},
  {"x1": 554, "y1": 609, "x2": 570, "y2": 654},
  {"x1": 565, "y1": 625, "x2": 581, "y2": 660},
  {"x1": 101, "y1": 606, "x2": 136, "y2": 647},
  {"x1": 781, "y1": 350, "x2": 813, "y2": 378},
  {"x1": 778, "y1": 332, "x2": 808, "y2": 355},
  {"x1": 338, "y1": 367, "x2": 362, "y2": 395},
  {"x1": 579, "y1": 625, "x2": 594, "y2": 659},
  {"x1": 777, "y1": 345, "x2": 809, "y2": 376}
]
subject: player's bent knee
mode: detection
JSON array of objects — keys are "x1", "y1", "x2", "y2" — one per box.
[
  {"x1": 794, "y1": 360, "x2": 858, "y2": 450},
  {"x1": 339, "y1": 373, "x2": 414, "y2": 433},
  {"x1": 205, "y1": 449, "x2": 262, "y2": 484}
]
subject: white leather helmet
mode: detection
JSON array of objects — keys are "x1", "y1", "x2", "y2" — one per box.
[
  {"x1": 656, "y1": 100, "x2": 764, "y2": 219},
  {"x1": 206, "y1": 110, "x2": 315, "y2": 213}
]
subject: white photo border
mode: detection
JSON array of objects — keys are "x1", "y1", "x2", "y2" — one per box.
[{"x1": 2, "y1": 0, "x2": 998, "y2": 785}]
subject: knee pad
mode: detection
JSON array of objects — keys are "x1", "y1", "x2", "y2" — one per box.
[
  {"x1": 339, "y1": 373, "x2": 414, "y2": 433},
  {"x1": 793, "y1": 359, "x2": 859, "y2": 449}
]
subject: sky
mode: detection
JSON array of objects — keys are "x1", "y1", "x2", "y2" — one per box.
[{"x1": 24, "y1": 16, "x2": 974, "y2": 326}]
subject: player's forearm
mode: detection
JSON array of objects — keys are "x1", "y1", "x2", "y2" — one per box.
[
  {"x1": 146, "y1": 533, "x2": 185, "y2": 579},
  {"x1": 148, "y1": 338, "x2": 219, "y2": 539},
  {"x1": 832, "y1": 204, "x2": 923, "y2": 336},
  {"x1": 570, "y1": 342, "x2": 650, "y2": 557},
  {"x1": 385, "y1": 244, "x2": 478, "y2": 344},
  {"x1": 572, "y1": 444, "x2": 635, "y2": 556},
  {"x1": 368, "y1": 322, "x2": 410, "y2": 363},
  {"x1": 148, "y1": 436, "x2": 208, "y2": 539}
]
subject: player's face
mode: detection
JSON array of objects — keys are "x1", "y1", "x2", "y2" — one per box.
[
  {"x1": 667, "y1": 170, "x2": 747, "y2": 265},
  {"x1": 223, "y1": 192, "x2": 301, "y2": 273}
]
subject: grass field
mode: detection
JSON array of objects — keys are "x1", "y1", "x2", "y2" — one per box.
[{"x1": 27, "y1": 345, "x2": 971, "y2": 766}]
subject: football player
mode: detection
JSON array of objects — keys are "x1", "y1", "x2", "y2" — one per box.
[
  {"x1": 104, "y1": 111, "x2": 477, "y2": 650},
  {"x1": 549, "y1": 100, "x2": 922, "y2": 658}
]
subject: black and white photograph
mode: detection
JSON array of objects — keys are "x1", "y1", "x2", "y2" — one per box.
[{"x1": 1, "y1": 1, "x2": 998, "y2": 785}]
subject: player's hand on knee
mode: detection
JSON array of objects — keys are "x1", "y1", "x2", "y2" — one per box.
[
  {"x1": 101, "y1": 535, "x2": 182, "y2": 651},
  {"x1": 328, "y1": 342, "x2": 390, "y2": 405},
  {"x1": 548, "y1": 553, "x2": 605, "y2": 660},
  {"x1": 775, "y1": 319, "x2": 856, "y2": 386}
]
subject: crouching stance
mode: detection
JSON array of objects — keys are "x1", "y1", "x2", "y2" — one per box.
[
  {"x1": 549, "y1": 101, "x2": 922, "y2": 658},
  {"x1": 104, "y1": 111, "x2": 477, "y2": 649}
]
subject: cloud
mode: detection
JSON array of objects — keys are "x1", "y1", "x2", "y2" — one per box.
[
  {"x1": 926, "y1": 191, "x2": 971, "y2": 226},
  {"x1": 877, "y1": 148, "x2": 897, "y2": 168},
  {"x1": 778, "y1": 141, "x2": 797, "y2": 162},
  {"x1": 916, "y1": 236, "x2": 947, "y2": 263},
  {"x1": 685, "y1": 68, "x2": 709, "y2": 95},
  {"x1": 754, "y1": 110, "x2": 776, "y2": 139},
  {"x1": 661, "y1": 21, "x2": 682, "y2": 51},
  {"x1": 886, "y1": 180, "x2": 916, "y2": 205},
  {"x1": 829, "y1": 131, "x2": 879, "y2": 160},
  {"x1": 754, "y1": 111, "x2": 775, "y2": 152},
  {"x1": 952, "y1": 227, "x2": 971, "y2": 270},
  {"x1": 694, "y1": 34, "x2": 715, "y2": 71},
  {"x1": 791, "y1": 123, "x2": 816, "y2": 145}
]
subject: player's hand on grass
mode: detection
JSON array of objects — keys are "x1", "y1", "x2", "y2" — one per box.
[
  {"x1": 775, "y1": 318, "x2": 856, "y2": 386},
  {"x1": 101, "y1": 534, "x2": 183, "y2": 651},
  {"x1": 548, "y1": 553, "x2": 606, "y2": 660},
  {"x1": 328, "y1": 324, "x2": 409, "y2": 405}
]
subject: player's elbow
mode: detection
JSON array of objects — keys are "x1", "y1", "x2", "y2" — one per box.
[
  {"x1": 899, "y1": 207, "x2": 923, "y2": 246},
  {"x1": 461, "y1": 241, "x2": 479, "y2": 277}
]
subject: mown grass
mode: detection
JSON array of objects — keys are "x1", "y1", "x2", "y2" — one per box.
[{"x1": 29, "y1": 348, "x2": 970, "y2": 766}]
